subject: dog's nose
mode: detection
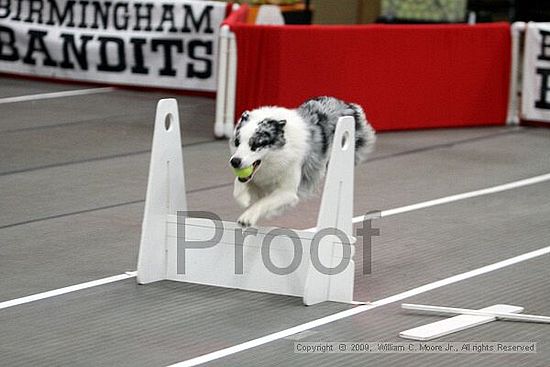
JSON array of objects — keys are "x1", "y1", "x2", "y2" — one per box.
[{"x1": 230, "y1": 157, "x2": 242, "y2": 168}]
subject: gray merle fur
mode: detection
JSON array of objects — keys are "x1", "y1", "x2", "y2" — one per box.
[
  {"x1": 249, "y1": 119, "x2": 286, "y2": 151},
  {"x1": 296, "y1": 96, "x2": 376, "y2": 196}
]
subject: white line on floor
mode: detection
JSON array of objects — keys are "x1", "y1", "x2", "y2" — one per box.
[
  {"x1": 0, "y1": 173, "x2": 548, "y2": 346},
  {"x1": 168, "y1": 245, "x2": 550, "y2": 367},
  {"x1": 0, "y1": 272, "x2": 136, "y2": 310},
  {"x1": 0, "y1": 87, "x2": 116, "y2": 104},
  {"x1": 166, "y1": 172, "x2": 550, "y2": 366},
  {"x1": 352, "y1": 172, "x2": 550, "y2": 224}
]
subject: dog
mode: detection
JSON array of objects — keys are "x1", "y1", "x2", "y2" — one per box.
[{"x1": 229, "y1": 96, "x2": 376, "y2": 227}]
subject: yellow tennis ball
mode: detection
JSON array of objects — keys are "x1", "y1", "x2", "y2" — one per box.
[{"x1": 233, "y1": 165, "x2": 254, "y2": 178}]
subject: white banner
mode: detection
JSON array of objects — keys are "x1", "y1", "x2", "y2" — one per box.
[
  {"x1": 522, "y1": 22, "x2": 550, "y2": 122},
  {"x1": 0, "y1": 0, "x2": 226, "y2": 91}
]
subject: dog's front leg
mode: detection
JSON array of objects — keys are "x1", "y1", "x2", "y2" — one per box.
[
  {"x1": 237, "y1": 168, "x2": 300, "y2": 227},
  {"x1": 237, "y1": 189, "x2": 299, "y2": 227},
  {"x1": 233, "y1": 178, "x2": 252, "y2": 208}
]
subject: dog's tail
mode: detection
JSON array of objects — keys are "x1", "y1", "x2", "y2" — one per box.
[{"x1": 349, "y1": 103, "x2": 376, "y2": 164}]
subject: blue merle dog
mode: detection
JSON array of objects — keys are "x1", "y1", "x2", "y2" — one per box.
[{"x1": 229, "y1": 96, "x2": 376, "y2": 227}]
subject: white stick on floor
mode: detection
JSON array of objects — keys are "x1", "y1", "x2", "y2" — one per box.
[
  {"x1": 402, "y1": 303, "x2": 550, "y2": 324},
  {"x1": 0, "y1": 87, "x2": 116, "y2": 104}
]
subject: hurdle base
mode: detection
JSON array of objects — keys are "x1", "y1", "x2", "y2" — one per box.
[{"x1": 400, "y1": 304, "x2": 524, "y2": 341}]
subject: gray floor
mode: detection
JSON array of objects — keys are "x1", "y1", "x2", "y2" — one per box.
[{"x1": 0, "y1": 75, "x2": 549, "y2": 366}]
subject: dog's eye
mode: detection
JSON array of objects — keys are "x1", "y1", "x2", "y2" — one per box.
[
  {"x1": 249, "y1": 133, "x2": 272, "y2": 151},
  {"x1": 233, "y1": 137, "x2": 240, "y2": 147}
]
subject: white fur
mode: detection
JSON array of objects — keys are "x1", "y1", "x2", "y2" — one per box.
[
  {"x1": 230, "y1": 107, "x2": 308, "y2": 227},
  {"x1": 230, "y1": 97, "x2": 375, "y2": 227}
]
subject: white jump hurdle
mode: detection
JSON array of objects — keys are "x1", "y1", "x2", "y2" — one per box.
[{"x1": 137, "y1": 99, "x2": 358, "y2": 305}]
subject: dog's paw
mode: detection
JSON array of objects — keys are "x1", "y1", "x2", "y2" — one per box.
[
  {"x1": 237, "y1": 209, "x2": 260, "y2": 228},
  {"x1": 237, "y1": 218, "x2": 253, "y2": 228}
]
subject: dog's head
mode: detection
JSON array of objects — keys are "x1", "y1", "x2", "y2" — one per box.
[{"x1": 229, "y1": 109, "x2": 287, "y2": 183}]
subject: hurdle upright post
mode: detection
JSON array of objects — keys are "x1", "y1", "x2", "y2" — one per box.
[
  {"x1": 137, "y1": 99, "x2": 187, "y2": 284},
  {"x1": 303, "y1": 116, "x2": 356, "y2": 305}
]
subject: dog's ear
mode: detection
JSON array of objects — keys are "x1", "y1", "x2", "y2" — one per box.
[
  {"x1": 277, "y1": 119, "x2": 286, "y2": 127},
  {"x1": 238, "y1": 111, "x2": 250, "y2": 125}
]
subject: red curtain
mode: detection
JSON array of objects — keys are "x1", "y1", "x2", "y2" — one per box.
[{"x1": 230, "y1": 22, "x2": 511, "y2": 131}]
